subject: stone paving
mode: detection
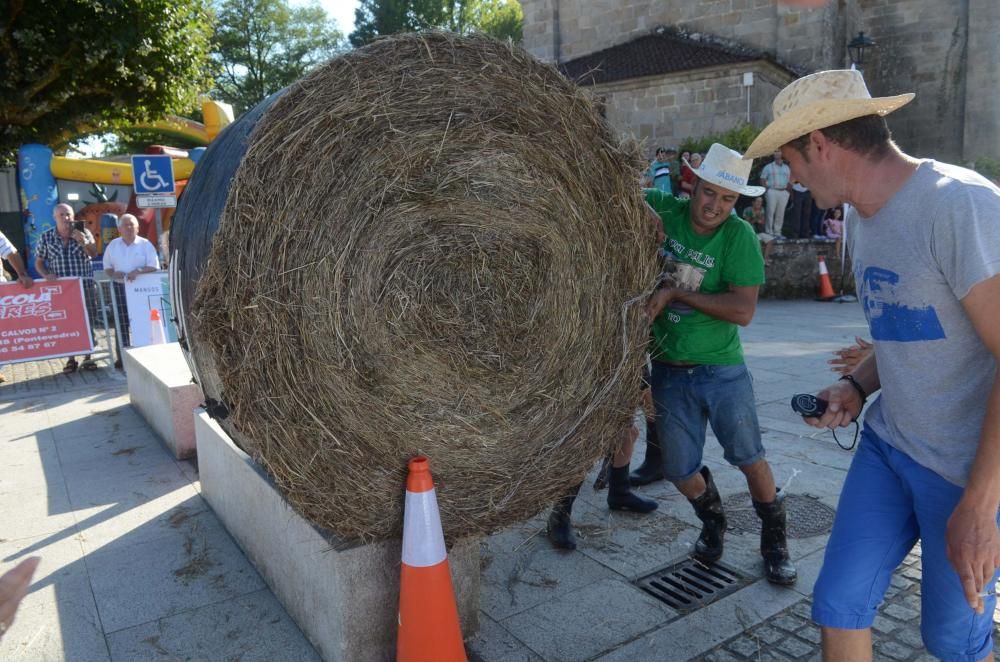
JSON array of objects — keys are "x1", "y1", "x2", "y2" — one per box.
[
  {"x1": 0, "y1": 329, "x2": 119, "y2": 398},
  {"x1": 695, "y1": 547, "x2": 988, "y2": 662},
  {"x1": 1, "y1": 300, "x2": 998, "y2": 661}
]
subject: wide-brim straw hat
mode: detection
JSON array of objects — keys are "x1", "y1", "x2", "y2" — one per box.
[
  {"x1": 688, "y1": 143, "x2": 765, "y2": 197},
  {"x1": 744, "y1": 69, "x2": 914, "y2": 159}
]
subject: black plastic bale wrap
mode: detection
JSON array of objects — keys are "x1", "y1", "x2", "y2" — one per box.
[{"x1": 170, "y1": 32, "x2": 658, "y2": 543}]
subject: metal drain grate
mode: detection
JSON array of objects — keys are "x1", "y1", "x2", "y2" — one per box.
[
  {"x1": 722, "y1": 492, "x2": 836, "y2": 539},
  {"x1": 636, "y1": 558, "x2": 747, "y2": 612}
]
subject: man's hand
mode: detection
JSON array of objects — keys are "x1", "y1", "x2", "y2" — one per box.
[
  {"x1": 804, "y1": 379, "x2": 863, "y2": 429},
  {"x1": 16, "y1": 274, "x2": 32, "y2": 289},
  {"x1": 126, "y1": 269, "x2": 138, "y2": 281},
  {"x1": 43, "y1": 273, "x2": 58, "y2": 281},
  {"x1": 645, "y1": 287, "x2": 676, "y2": 321},
  {"x1": 71, "y1": 229, "x2": 87, "y2": 244},
  {"x1": 830, "y1": 336, "x2": 873, "y2": 374},
  {"x1": 0, "y1": 556, "x2": 40, "y2": 638},
  {"x1": 946, "y1": 502, "x2": 1000, "y2": 613}
]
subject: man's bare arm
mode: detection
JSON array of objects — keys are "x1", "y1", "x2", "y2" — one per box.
[
  {"x1": 948, "y1": 273, "x2": 1000, "y2": 613},
  {"x1": 646, "y1": 284, "x2": 759, "y2": 326}
]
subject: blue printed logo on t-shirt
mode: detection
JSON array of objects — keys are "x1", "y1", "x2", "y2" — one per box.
[{"x1": 861, "y1": 267, "x2": 946, "y2": 342}]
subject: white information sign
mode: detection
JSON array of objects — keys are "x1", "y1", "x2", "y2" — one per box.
[
  {"x1": 124, "y1": 271, "x2": 177, "y2": 347},
  {"x1": 136, "y1": 194, "x2": 177, "y2": 208}
]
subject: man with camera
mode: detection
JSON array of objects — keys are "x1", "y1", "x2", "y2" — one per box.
[
  {"x1": 34, "y1": 203, "x2": 100, "y2": 373},
  {"x1": 746, "y1": 69, "x2": 1000, "y2": 662}
]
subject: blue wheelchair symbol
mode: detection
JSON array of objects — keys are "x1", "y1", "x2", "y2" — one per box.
[{"x1": 131, "y1": 155, "x2": 175, "y2": 194}]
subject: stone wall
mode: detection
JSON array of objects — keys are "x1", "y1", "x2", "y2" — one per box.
[
  {"x1": 761, "y1": 239, "x2": 854, "y2": 300},
  {"x1": 522, "y1": 0, "x2": 999, "y2": 163},
  {"x1": 850, "y1": 0, "x2": 969, "y2": 162},
  {"x1": 963, "y1": 0, "x2": 1000, "y2": 161},
  {"x1": 521, "y1": 0, "x2": 837, "y2": 71},
  {"x1": 592, "y1": 62, "x2": 790, "y2": 147}
]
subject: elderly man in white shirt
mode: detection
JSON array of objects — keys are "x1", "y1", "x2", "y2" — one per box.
[
  {"x1": 103, "y1": 214, "x2": 160, "y2": 282},
  {"x1": 103, "y1": 214, "x2": 160, "y2": 361}
]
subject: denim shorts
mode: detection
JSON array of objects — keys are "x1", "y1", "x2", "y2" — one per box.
[
  {"x1": 649, "y1": 362, "x2": 765, "y2": 481},
  {"x1": 812, "y1": 426, "x2": 1000, "y2": 662}
]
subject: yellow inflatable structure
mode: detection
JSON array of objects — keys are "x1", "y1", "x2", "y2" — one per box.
[
  {"x1": 51, "y1": 155, "x2": 196, "y2": 185},
  {"x1": 50, "y1": 99, "x2": 233, "y2": 185}
]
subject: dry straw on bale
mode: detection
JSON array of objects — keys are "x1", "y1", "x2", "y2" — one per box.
[{"x1": 192, "y1": 31, "x2": 659, "y2": 542}]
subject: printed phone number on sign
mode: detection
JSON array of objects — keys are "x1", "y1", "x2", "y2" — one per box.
[{"x1": 0, "y1": 329, "x2": 82, "y2": 354}]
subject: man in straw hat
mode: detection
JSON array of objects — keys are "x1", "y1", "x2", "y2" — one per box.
[
  {"x1": 645, "y1": 143, "x2": 797, "y2": 586},
  {"x1": 745, "y1": 69, "x2": 1000, "y2": 661}
]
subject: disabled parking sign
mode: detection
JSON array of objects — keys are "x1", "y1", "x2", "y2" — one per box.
[{"x1": 131, "y1": 154, "x2": 176, "y2": 194}]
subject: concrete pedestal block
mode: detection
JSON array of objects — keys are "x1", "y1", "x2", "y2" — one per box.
[
  {"x1": 124, "y1": 343, "x2": 203, "y2": 459},
  {"x1": 194, "y1": 411, "x2": 480, "y2": 662}
]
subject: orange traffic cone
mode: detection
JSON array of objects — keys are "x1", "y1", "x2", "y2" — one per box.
[
  {"x1": 816, "y1": 256, "x2": 835, "y2": 301},
  {"x1": 149, "y1": 308, "x2": 166, "y2": 344},
  {"x1": 398, "y1": 456, "x2": 466, "y2": 662}
]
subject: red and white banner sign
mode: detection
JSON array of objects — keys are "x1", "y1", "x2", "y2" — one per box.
[{"x1": 0, "y1": 278, "x2": 94, "y2": 363}]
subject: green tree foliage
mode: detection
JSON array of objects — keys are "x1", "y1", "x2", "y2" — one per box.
[
  {"x1": 350, "y1": 0, "x2": 523, "y2": 48},
  {"x1": 679, "y1": 123, "x2": 761, "y2": 157},
  {"x1": 972, "y1": 157, "x2": 1000, "y2": 184},
  {"x1": 0, "y1": 0, "x2": 215, "y2": 163},
  {"x1": 467, "y1": 0, "x2": 523, "y2": 42},
  {"x1": 211, "y1": 0, "x2": 344, "y2": 115}
]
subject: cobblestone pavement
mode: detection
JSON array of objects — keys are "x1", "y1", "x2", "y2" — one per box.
[
  {"x1": 696, "y1": 546, "x2": 1000, "y2": 662},
  {"x1": 0, "y1": 328, "x2": 124, "y2": 398}
]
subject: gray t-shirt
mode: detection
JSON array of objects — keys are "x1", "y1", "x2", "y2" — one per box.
[{"x1": 847, "y1": 160, "x2": 1000, "y2": 486}]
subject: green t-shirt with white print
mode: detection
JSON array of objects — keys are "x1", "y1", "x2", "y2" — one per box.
[{"x1": 645, "y1": 189, "x2": 765, "y2": 364}]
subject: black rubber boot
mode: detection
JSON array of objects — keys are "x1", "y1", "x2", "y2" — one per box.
[
  {"x1": 754, "y1": 491, "x2": 797, "y2": 585},
  {"x1": 607, "y1": 465, "x2": 658, "y2": 513},
  {"x1": 629, "y1": 419, "x2": 664, "y2": 486},
  {"x1": 688, "y1": 466, "x2": 727, "y2": 563},
  {"x1": 547, "y1": 483, "x2": 582, "y2": 551}
]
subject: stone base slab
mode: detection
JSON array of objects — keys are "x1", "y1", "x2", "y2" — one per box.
[
  {"x1": 194, "y1": 410, "x2": 480, "y2": 661},
  {"x1": 124, "y1": 343, "x2": 202, "y2": 459}
]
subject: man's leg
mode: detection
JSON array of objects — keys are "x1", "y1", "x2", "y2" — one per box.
[
  {"x1": 812, "y1": 428, "x2": 918, "y2": 659},
  {"x1": 705, "y1": 364, "x2": 794, "y2": 584},
  {"x1": 773, "y1": 190, "x2": 790, "y2": 237},
  {"x1": 650, "y1": 363, "x2": 709, "y2": 497},
  {"x1": 764, "y1": 189, "x2": 780, "y2": 236},
  {"x1": 607, "y1": 418, "x2": 658, "y2": 513},
  {"x1": 739, "y1": 458, "x2": 775, "y2": 503},
  {"x1": 650, "y1": 364, "x2": 723, "y2": 561},
  {"x1": 547, "y1": 481, "x2": 583, "y2": 550},
  {"x1": 790, "y1": 191, "x2": 807, "y2": 238},
  {"x1": 629, "y1": 413, "x2": 663, "y2": 485},
  {"x1": 631, "y1": 377, "x2": 664, "y2": 486},
  {"x1": 822, "y1": 629, "x2": 872, "y2": 661},
  {"x1": 907, "y1": 451, "x2": 1000, "y2": 662}
]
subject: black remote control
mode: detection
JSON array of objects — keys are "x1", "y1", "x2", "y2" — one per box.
[{"x1": 791, "y1": 393, "x2": 828, "y2": 418}]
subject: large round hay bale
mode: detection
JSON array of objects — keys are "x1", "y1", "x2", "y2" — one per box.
[{"x1": 173, "y1": 31, "x2": 657, "y2": 542}]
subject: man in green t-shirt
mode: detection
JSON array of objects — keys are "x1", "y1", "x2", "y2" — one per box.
[{"x1": 644, "y1": 143, "x2": 796, "y2": 585}]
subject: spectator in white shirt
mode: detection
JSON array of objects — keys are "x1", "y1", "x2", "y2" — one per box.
[
  {"x1": 103, "y1": 214, "x2": 160, "y2": 362},
  {"x1": 760, "y1": 151, "x2": 792, "y2": 238},
  {"x1": 103, "y1": 214, "x2": 160, "y2": 282}
]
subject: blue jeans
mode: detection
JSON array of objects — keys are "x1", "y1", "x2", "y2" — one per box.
[
  {"x1": 813, "y1": 426, "x2": 1000, "y2": 662},
  {"x1": 649, "y1": 362, "x2": 765, "y2": 481}
]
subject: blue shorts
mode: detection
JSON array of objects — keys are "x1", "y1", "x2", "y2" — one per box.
[
  {"x1": 813, "y1": 426, "x2": 1000, "y2": 662},
  {"x1": 649, "y1": 362, "x2": 765, "y2": 482}
]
